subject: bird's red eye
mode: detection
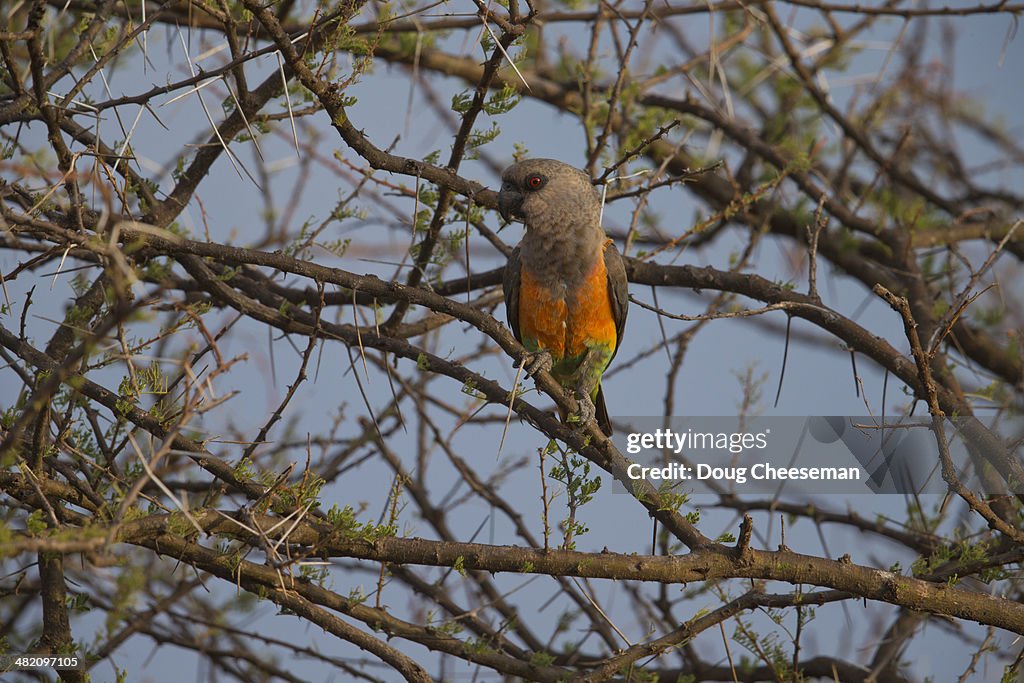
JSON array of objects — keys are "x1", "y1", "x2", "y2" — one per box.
[{"x1": 526, "y1": 174, "x2": 544, "y2": 190}]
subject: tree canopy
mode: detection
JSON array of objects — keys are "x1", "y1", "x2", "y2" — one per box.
[{"x1": 2, "y1": 0, "x2": 1024, "y2": 681}]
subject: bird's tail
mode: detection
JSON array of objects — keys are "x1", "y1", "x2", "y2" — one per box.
[{"x1": 594, "y1": 385, "x2": 613, "y2": 436}]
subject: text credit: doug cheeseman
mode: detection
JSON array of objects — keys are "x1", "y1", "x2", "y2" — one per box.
[{"x1": 611, "y1": 417, "x2": 995, "y2": 495}]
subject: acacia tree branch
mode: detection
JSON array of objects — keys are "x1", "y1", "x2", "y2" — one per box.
[{"x1": 4, "y1": 508, "x2": 1024, "y2": 635}]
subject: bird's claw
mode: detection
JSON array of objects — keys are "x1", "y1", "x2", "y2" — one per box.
[
  {"x1": 571, "y1": 390, "x2": 597, "y2": 427},
  {"x1": 517, "y1": 350, "x2": 553, "y2": 377}
]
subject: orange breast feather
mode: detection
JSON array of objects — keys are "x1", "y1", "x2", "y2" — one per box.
[{"x1": 517, "y1": 257, "x2": 618, "y2": 367}]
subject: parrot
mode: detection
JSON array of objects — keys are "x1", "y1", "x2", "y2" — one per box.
[{"x1": 498, "y1": 158, "x2": 628, "y2": 436}]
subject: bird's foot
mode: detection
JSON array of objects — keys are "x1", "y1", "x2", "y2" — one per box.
[
  {"x1": 570, "y1": 389, "x2": 597, "y2": 428},
  {"x1": 516, "y1": 350, "x2": 553, "y2": 377}
]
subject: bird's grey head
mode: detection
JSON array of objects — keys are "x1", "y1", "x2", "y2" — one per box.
[{"x1": 497, "y1": 159, "x2": 600, "y2": 230}]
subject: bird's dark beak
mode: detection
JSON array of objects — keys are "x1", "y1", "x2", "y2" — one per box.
[{"x1": 497, "y1": 189, "x2": 521, "y2": 225}]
